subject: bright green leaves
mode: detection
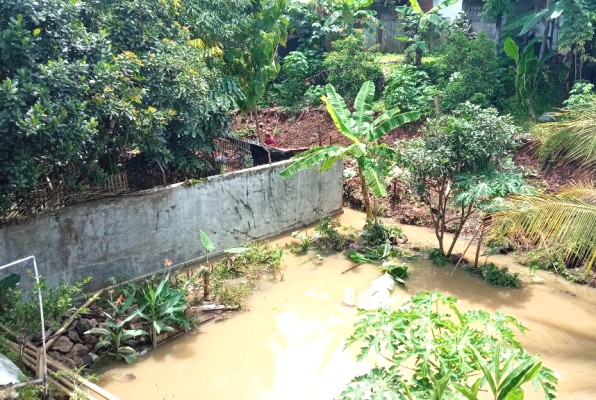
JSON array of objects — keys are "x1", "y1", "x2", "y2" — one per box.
[
  {"x1": 352, "y1": 80, "x2": 375, "y2": 135},
  {"x1": 504, "y1": 37, "x2": 520, "y2": 63},
  {"x1": 340, "y1": 292, "x2": 558, "y2": 400},
  {"x1": 367, "y1": 110, "x2": 420, "y2": 142},
  {"x1": 322, "y1": 84, "x2": 357, "y2": 141},
  {"x1": 281, "y1": 81, "x2": 420, "y2": 219},
  {"x1": 279, "y1": 146, "x2": 349, "y2": 178}
]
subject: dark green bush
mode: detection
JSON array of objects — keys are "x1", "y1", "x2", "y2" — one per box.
[
  {"x1": 361, "y1": 219, "x2": 404, "y2": 247},
  {"x1": 315, "y1": 217, "x2": 347, "y2": 251},
  {"x1": 440, "y1": 31, "x2": 506, "y2": 110},
  {"x1": 382, "y1": 64, "x2": 437, "y2": 116},
  {"x1": 429, "y1": 248, "x2": 448, "y2": 266},
  {"x1": 323, "y1": 34, "x2": 383, "y2": 101},
  {"x1": 480, "y1": 263, "x2": 520, "y2": 288},
  {"x1": 273, "y1": 51, "x2": 309, "y2": 109}
]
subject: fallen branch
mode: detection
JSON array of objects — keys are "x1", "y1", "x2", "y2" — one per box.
[{"x1": 341, "y1": 263, "x2": 363, "y2": 275}]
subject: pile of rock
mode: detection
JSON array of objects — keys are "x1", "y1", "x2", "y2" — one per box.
[{"x1": 47, "y1": 316, "x2": 101, "y2": 369}]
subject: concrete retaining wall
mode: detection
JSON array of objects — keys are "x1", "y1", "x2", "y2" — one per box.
[{"x1": 0, "y1": 161, "x2": 343, "y2": 290}]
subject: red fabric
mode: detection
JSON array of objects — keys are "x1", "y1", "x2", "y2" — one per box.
[{"x1": 265, "y1": 136, "x2": 278, "y2": 147}]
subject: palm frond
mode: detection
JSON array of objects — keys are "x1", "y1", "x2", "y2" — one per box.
[
  {"x1": 491, "y1": 185, "x2": 596, "y2": 271},
  {"x1": 534, "y1": 101, "x2": 596, "y2": 171}
]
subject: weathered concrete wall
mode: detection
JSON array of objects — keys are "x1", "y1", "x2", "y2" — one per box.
[{"x1": 0, "y1": 161, "x2": 343, "y2": 290}]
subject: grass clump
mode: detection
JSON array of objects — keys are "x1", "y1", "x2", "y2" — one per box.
[
  {"x1": 314, "y1": 218, "x2": 348, "y2": 251},
  {"x1": 210, "y1": 243, "x2": 283, "y2": 307},
  {"x1": 360, "y1": 219, "x2": 404, "y2": 246}
]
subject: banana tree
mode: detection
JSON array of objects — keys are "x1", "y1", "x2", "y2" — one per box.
[
  {"x1": 280, "y1": 81, "x2": 420, "y2": 219},
  {"x1": 396, "y1": 0, "x2": 459, "y2": 65}
]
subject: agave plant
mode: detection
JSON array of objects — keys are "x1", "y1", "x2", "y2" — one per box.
[{"x1": 280, "y1": 81, "x2": 420, "y2": 219}]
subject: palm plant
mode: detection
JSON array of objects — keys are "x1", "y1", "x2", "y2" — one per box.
[
  {"x1": 534, "y1": 100, "x2": 596, "y2": 172},
  {"x1": 280, "y1": 81, "x2": 420, "y2": 219},
  {"x1": 491, "y1": 183, "x2": 596, "y2": 272}
]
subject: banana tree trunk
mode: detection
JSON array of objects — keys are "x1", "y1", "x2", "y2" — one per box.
[{"x1": 357, "y1": 165, "x2": 373, "y2": 220}]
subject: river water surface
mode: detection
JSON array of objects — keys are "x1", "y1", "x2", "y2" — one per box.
[{"x1": 101, "y1": 209, "x2": 596, "y2": 399}]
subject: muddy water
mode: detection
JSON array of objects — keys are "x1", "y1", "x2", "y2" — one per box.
[{"x1": 101, "y1": 209, "x2": 596, "y2": 399}]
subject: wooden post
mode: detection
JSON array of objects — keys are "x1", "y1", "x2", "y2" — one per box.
[{"x1": 203, "y1": 272, "x2": 210, "y2": 299}]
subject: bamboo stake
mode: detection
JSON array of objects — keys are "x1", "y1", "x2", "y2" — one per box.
[
  {"x1": 2, "y1": 339, "x2": 111, "y2": 400},
  {"x1": 46, "y1": 288, "x2": 104, "y2": 349},
  {"x1": 46, "y1": 356, "x2": 120, "y2": 400},
  {"x1": 450, "y1": 223, "x2": 483, "y2": 276}
]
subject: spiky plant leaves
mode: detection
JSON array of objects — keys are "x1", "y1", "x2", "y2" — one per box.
[
  {"x1": 534, "y1": 101, "x2": 596, "y2": 172},
  {"x1": 492, "y1": 183, "x2": 596, "y2": 271}
]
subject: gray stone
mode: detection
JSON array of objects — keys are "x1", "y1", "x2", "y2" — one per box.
[
  {"x1": 68, "y1": 329, "x2": 82, "y2": 343},
  {"x1": 82, "y1": 334, "x2": 98, "y2": 347},
  {"x1": 0, "y1": 353, "x2": 22, "y2": 386},
  {"x1": 50, "y1": 336, "x2": 74, "y2": 353},
  {"x1": 76, "y1": 319, "x2": 93, "y2": 336},
  {"x1": 47, "y1": 351, "x2": 66, "y2": 362},
  {"x1": 69, "y1": 343, "x2": 89, "y2": 357},
  {"x1": 0, "y1": 162, "x2": 342, "y2": 291}
]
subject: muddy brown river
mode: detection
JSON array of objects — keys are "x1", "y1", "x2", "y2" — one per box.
[{"x1": 101, "y1": 209, "x2": 596, "y2": 399}]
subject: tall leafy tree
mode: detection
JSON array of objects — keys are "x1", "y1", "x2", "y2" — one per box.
[
  {"x1": 401, "y1": 103, "x2": 519, "y2": 257},
  {"x1": 280, "y1": 81, "x2": 420, "y2": 219}
]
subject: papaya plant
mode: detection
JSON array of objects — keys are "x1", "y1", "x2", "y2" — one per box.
[
  {"x1": 280, "y1": 81, "x2": 420, "y2": 220},
  {"x1": 339, "y1": 292, "x2": 558, "y2": 400}
]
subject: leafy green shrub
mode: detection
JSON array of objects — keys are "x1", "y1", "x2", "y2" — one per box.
[
  {"x1": 563, "y1": 81, "x2": 596, "y2": 110},
  {"x1": 304, "y1": 85, "x2": 325, "y2": 106},
  {"x1": 315, "y1": 218, "x2": 348, "y2": 251},
  {"x1": 139, "y1": 273, "x2": 191, "y2": 348},
  {"x1": 403, "y1": 102, "x2": 520, "y2": 258},
  {"x1": 0, "y1": 273, "x2": 20, "y2": 314},
  {"x1": 440, "y1": 31, "x2": 506, "y2": 110},
  {"x1": 379, "y1": 261, "x2": 410, "y2": 284},
  {"x1": 429, "y1": 248, "x2": 448, "y2": 266},
  {"x1": 340, "y1": 292, "x2": 558, "y2": 399},
  {"x1": 360, "y1": 219, "x2": 404, "y2": 246},
  {"x1": 274, "y1": 51, "x2": 309, "y2": 108},
  {"x1": 3, "y1": 276, "x2": 90, "y2": 340},
  {"x1": 87, "y1": 291, "x2": 147, "y2": 363},
  {"x1": 382, "y1": 64, "x2": 437, "y2": 116},
  {"x1": 480, "y1": 263, "x2": 520, "y2": 288},
  {"x1": 323, "y1": 34, "x2": 383, "y2": 101},
  {"x1": 214, "y1": 280, "x2": 253, "y2": 308},
  {"x1": 210, "y1": 243, "x2": 283, "y2": 307}
]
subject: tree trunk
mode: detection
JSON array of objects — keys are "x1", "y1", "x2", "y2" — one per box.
[
  {"x1": 473, "y1": 225, "x2": 485, "y2": 268},
  {"x1": 358, "y1": 165, "x2": 373, "y2": 220},
  {"x1": 254, "y1": 110, "x2": 271, "y2": 164},
  {"x1": 539, "y1": 2, "x2": 552, "y2": 60}
]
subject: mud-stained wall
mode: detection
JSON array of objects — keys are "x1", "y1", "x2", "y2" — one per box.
[{"x1": 0, "y1": 161, "x2": 343, "y2": 290}]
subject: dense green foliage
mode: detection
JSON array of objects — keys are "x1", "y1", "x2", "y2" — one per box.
[
  {"x1": 281, "y1": 81, "x2": 420, "y2": 219},
  {"x1": 382, "y1": 63, "x2": 437, "y2": 116},
  {"x1": 441, "y1": 31, "x2": 506, "y2": 110},
  {"x1": 402, "y1": 103, "x2": 522, "y2": 257},
  {"x1": 0, "y1": 0, "x2": 287, "y2": 211},
  {"x1": 323, "y1": 35, "x2": 383, "y2": 101},
  {"x1": 273, "y1": 51, "x2": 310, "y2": 109},
  {"x1": 340, "y1": 292, "x2": 558, "y2": 399}
]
